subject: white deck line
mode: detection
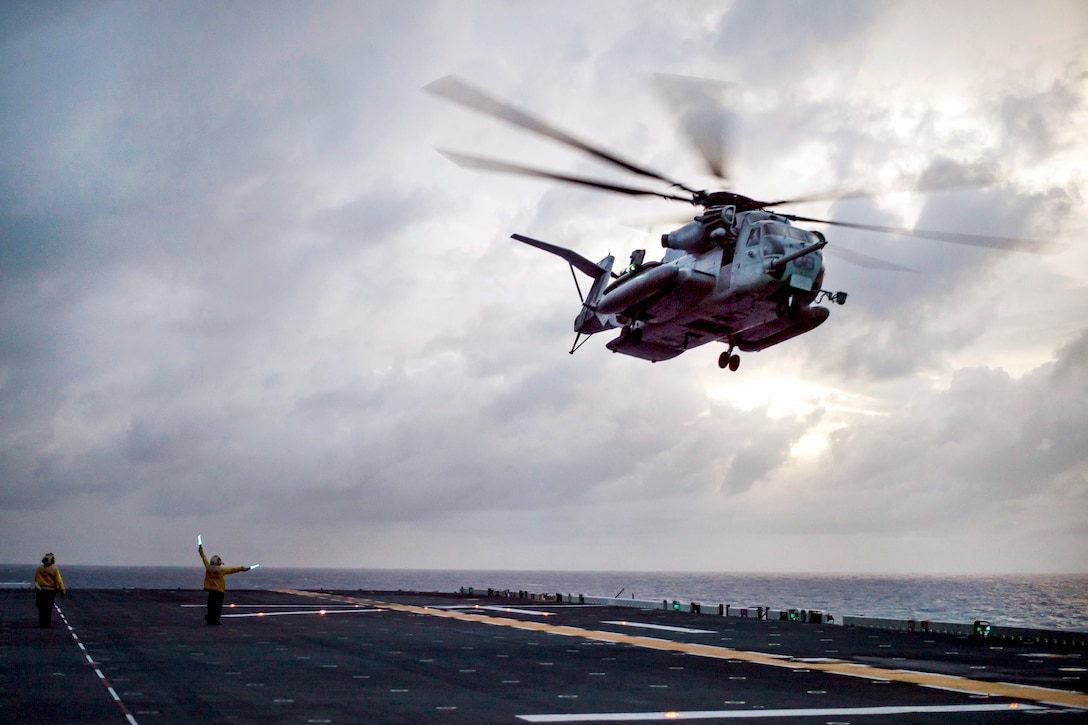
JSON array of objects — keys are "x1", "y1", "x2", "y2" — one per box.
[
  {"x1": 601, "y1": 620, "x2": 716, "y2": 634},
  {"x1": 221, "y1": 608, "x2": 382, "y2": 618},
  {"x1": 516, "y1": 703, "x2": 1042, "y2": 722},
  {"x1": 179, "y1": 603, "x2": 363, "y2": 608}
]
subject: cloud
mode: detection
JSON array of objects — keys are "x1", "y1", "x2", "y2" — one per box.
[
  {"x1": 767, "y1": 329, "x2": 1088, "y2": 538},
  {"x1": 1, "y1": 1, "x2": 1085, "y2": 572},
  {"x1": 997, "y1": 70, "x2": 1087, "y2": 163}
]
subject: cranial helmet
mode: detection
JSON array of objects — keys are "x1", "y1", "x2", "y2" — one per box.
[
  {"x1": 42, "y1": 552, "x2": 55, "y2": 565},
  {"x1": 210, "y1": 555, "x2": 223, "y2": 566}
]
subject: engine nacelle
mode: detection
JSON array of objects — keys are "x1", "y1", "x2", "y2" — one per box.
[
  {"x1": 661, "y1": 221, "x2": 709, "y2": 253},
  {"x1": 661, "y1": 205, "x2": 736, "y2": 254}
]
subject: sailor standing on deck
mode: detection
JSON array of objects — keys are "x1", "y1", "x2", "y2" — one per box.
[
  {"x1": 198, "y1": 543, "x2": 251, "y2": 625},
  {"x1": 34, "y1": 552, "x2": 66, "y2": 628}
]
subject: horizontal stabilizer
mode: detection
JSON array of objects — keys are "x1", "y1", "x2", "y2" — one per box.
[
  {"x1": 605, "y1": 334, "x2": 685, "y2": 362},
  {"x1": 511, "y1": 234, "x2": 609, "y2": 277}
]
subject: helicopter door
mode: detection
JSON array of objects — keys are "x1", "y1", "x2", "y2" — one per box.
[{"x1": 730, "y1": 223, "x2": 766, "y2": 291}]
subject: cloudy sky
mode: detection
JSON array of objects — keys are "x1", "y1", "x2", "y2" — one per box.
[{"x1": 2, "y1": 1, "x2": 1086, "y2": 573}]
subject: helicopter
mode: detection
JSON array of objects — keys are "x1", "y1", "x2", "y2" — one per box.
[{"x1": 425, "y1": 76, "x2": 1059, "y2": 371}]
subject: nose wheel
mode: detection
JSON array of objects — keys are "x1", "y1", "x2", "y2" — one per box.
[{"x1": 718, "y1": 349, "x2": 740, "y2": 371}]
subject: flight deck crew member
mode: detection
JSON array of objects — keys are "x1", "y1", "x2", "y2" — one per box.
[
  {"x1": 198, "y1": 544, "x2": 250, "y2": 625},
  {"x1": 34, "y1": 552, "x2": 66, "y2": 628}
]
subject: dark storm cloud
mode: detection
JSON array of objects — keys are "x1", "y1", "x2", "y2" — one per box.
[
  {"x1": 1, "y1": 1, "x2": 1084, "y2": 571},
  {"x1": 141, "y1": 356, "x2": 815, "y2": 529},
  {"x1": 761, "y1": 329, "x2": 1088, "y2": 535},
  {"x1": 260, "y1": 359, "x2": 686, "y2": 524},
  {"x1": 0, "y1": 3, "x2": 449, "y2": 508}
]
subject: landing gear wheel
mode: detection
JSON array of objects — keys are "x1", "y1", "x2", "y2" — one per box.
[
  {"x1": 630, "y1": 327, "x2": 642, "y2": 346},
  {"x1": 718, "y1": 351, "x2": 741, "y2": 371}
]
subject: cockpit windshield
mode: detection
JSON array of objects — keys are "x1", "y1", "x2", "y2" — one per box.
[
  {"x1": 744, "y1": 221, "x2": 813, "y2": 256},
  {"x1": 763, "y1": 222, "x2": 811, "y2": 242}
]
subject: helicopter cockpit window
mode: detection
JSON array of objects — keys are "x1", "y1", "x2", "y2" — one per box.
[
  {"x1": 788, "y1": 226, "x2": 810, "y2": 242},
  {"x1": 763, "y1": 222, "x2": 785, "y2": 238},
  {"x1": 763, "y1": 222, "x2": 809, "y2": 242},
  {"x1": 763, "y1": 236, "x2": 785, "y2": 257},
  {"x1": 745, "y1": 225, "x2": 762, "y2": 247}
]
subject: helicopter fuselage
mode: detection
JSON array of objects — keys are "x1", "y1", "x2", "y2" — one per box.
[{"x1": 525, "y1": 210, "x2": 843, "y2": 367}]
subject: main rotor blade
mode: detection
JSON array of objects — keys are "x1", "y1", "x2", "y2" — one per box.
[
  {"x1": 436, "y1": 149, "x2": 693, "y2": 203},
  {"x1": 760, "y1": 188, "x2": 902, "y2": 208},
  {"x1": 759, "y1": 162, "x2": 1001, "y2": 208},
  {"x1": 824, "y1": 245, "x2": 915, "y2": 272},
  {"x1": 651, "y1": 73, "x2": 735, "y2": 181},
  {"x1": 425, "y1": 75, "x2": 700, "y2": 195},
  {"x1": 780, "y1": 213, "x2": 1065, "y2": 255}
]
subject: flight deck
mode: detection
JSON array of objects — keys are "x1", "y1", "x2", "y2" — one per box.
[{"x1": 1, "y1": 588, "x2": 1085, "y2": 723}]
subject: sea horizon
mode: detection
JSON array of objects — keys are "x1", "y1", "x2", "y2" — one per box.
[{"x1": 4, "y1": 565, "x2": 1086, "y2": 633}]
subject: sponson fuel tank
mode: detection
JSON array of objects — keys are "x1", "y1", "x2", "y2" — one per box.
[
  {"x1": 597, "y1": 264, "x2": 715, "y2": 317},
  {"x1": 737, "y1": 305, "x2": 830, "y2": 352}
]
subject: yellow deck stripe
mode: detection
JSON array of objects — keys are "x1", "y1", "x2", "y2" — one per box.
[{"x1": 274, "y1": 590, "x2": 1088, "y2": 709}]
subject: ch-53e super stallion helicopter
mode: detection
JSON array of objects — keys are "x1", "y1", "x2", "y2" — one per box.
[{"x1": 426, "y1": 76, "x2": 1057, "y2": 371}]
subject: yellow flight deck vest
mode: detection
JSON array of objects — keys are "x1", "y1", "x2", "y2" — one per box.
[
  {"x1": 34, "y1": 564, "x2": 65, "y2": 592},
  {"x1": 200, "y1": 551, "x2": 246, "y2": 593}
]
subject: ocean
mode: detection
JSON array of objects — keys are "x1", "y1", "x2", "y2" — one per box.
[{"x1": 3, "y1": 566, "x2": 1085, "y2": 633}]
